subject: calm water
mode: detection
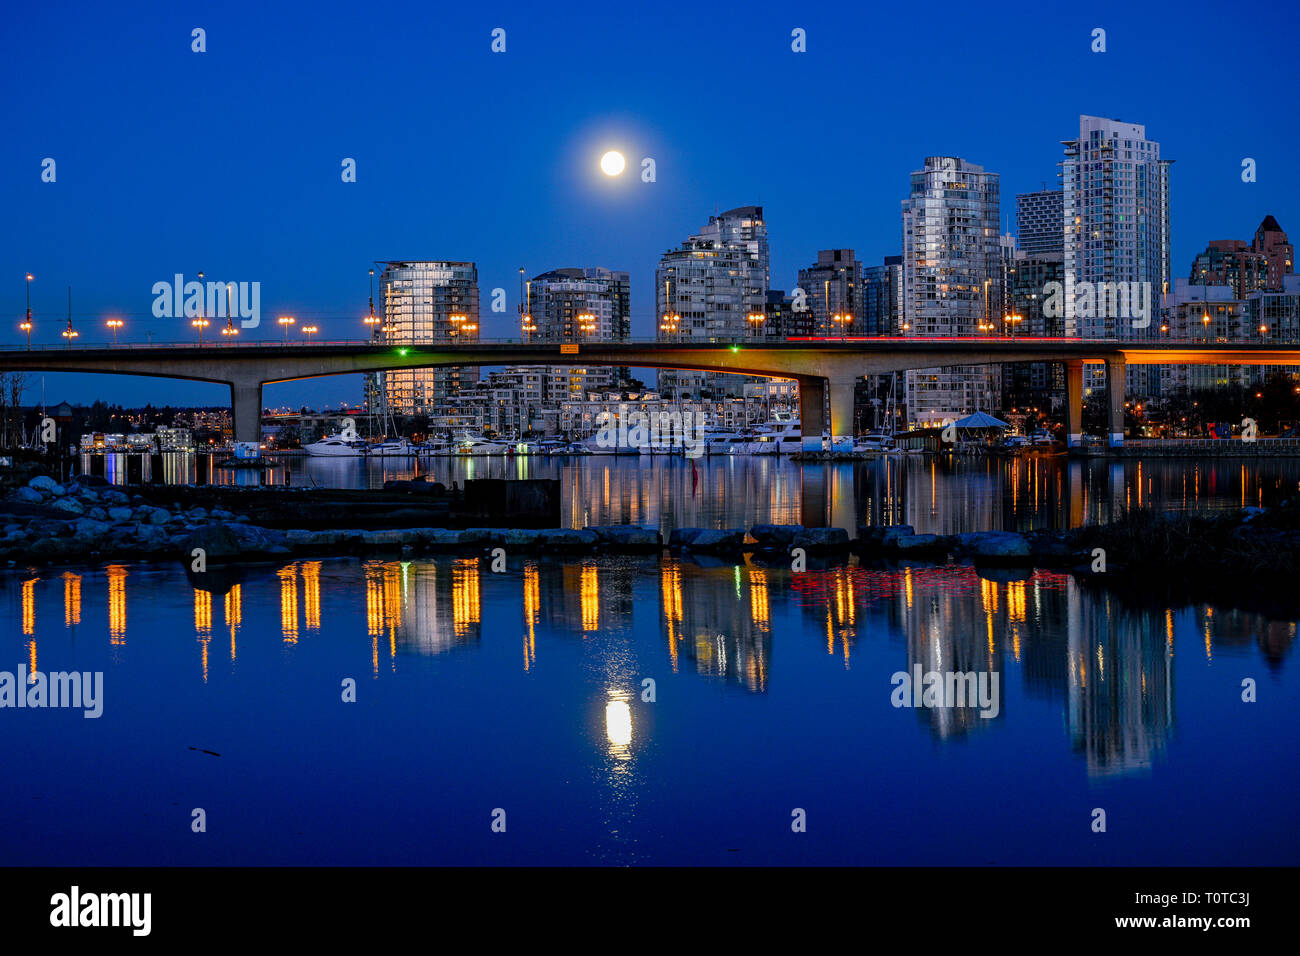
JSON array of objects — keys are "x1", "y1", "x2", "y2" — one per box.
[
  {"x1": 2, "y1": 556, "x2": 1296, "y2": 865},
  {"x1": 79, "y1": 451, "x2": 1300, "y2": 534}
]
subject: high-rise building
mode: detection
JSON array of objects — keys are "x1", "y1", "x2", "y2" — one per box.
[
  {"x1": 900, "y1": 156, "x2": 1002, "y2": 424},
  {"x1": 797, "y1": 249, "x2": 863, "y2": 336},
  {"x1": 656, "y1": 205, "x2": 769, "y2": 399},
  {"x1": 375, "y1": 261, "x2": 479, "y2": 415},
  {"x1": 1015, "y1": 189, "x2": 1064, "y2": 256},
  {"x1": 1061, "y1": 115, "x2": 1172, "y2": 396},
  {"x1": 1006, "y1": 249, "x2": 1066, "y2": 409},
  {"x1": 1189, "y1": 240, "x2": 1268, "y2": 299},
  {"x1": 1254, "y1": 215, "x2": 1294, "y2": 290},
  {"x1": 863, "y1": 255, "x2": 903, "y2": 335},
  {"x1": 765, "y1": 289, "x2": 810, "y2": 337},
  {"x1": 518, "y1": 267, "x2": 631, "y2": 403},
  {"x1": 1190, "y1": 217, "x2": 1294, "y2": 298}
]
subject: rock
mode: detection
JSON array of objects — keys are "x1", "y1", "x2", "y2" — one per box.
[
  {"x1": 210, "y1": 509, "x2": 236, "y2": 520},
  {"x1": 28, "y1": 476, "x2": 62, "y2": 496},
  {"x1": 187, "y1": 507, "x2": 209, "y2": 520},
  {"x1": 894, "y1": 533, "x2": 942, "y2": 553},
  {"x1": 86, "y1": 506, "x2": 108, "y2": 521},
  {"x1": 226, "y1": 523, "x2": 287, "y2": 552},
  {"x1": 135, "y1": 506, "x2": 170, "y2": 525},
  {"x1": 69, "y1": 474, "x2": 110, "y2": 488},
  {"x1": 133, "y1": 525, "x2": 171, "y2": 552},
  {"x1": 107, "y1": 507, "x2": 133, "y2": 521},
  {"x1": 362, "y1": 529, "x2": 415, "y2": 546},
  {"x1": 679, "y1": 529, "x2": 745, "y2": 553},
  {"x1": 791, "y1": 527, "x2": 851, "y2": 553},
  {"x1": 668, "y1": 528, "x2": 703, "y2": 548},
  {"x1": 856, "y1": 524, "x2": 914, "y2": 550},
  {"x1": 182, "y1": 524, "x2": 241, "y2": 559},
  {"x1": 73, "y1": 486, "x2": 100, "y2": 502},
  {"x1": 966, "y1": 532, "x2": 1032, "y2": 560},
  {"x1": 28, "y1": 538, "x2": 70, "y2": 560},
  {"x1": 286, "y1": 529, "x2": 341, "y2": 548},
  {"x1": 100, "y1": 490, "x2": 129, "y2": 506},
  {"x1": 749, "y1": 525, "x2": 803, "y2": 550},
  {"x1": 498, "y1": 528, "x2": 543, "y2": 548},
  {"x1": 537, "y1": 529, "x2": 599, "y2": 550},
  {"x1": 72, "y1": 518, "x2": 111, "y2": 540},
  {"x1": 13, "y1": 486, "x2": 43, "y2": 504},
  {"x1": 590, "y1": 526, "x2": 662, "y2": 550},
  {"x1": 50, "y1": 497, "x2": 86, "y2": 516}
]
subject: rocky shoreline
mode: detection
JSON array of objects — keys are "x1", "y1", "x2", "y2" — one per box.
[{"x1": 4, "y1": 476, "x2": 1300, "y2": 606}]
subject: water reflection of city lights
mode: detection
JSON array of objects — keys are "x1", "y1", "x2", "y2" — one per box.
[
  {"x1": 22, "y1": 576, "x2": 39, "y2": 636},
  {"x1": 106, "y1": 566, "x2": 127, "y2": 643},
  {"x1": 63, "y1": 572, "x2": 81, "y2": 627},
  {"x1": 278, "y1": 566, "x2": 299, "y2": 642}
]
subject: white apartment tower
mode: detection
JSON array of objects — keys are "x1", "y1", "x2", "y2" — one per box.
[
  {"x1": 656, "y1": 205, "x2": 769, "y2": 400},
  {"x1": 1061, "y1": 115, "x2": 1172, "y2": 394},
  {"x1": 901, "y1": 156, "x2": 1002, "y2": 424}
]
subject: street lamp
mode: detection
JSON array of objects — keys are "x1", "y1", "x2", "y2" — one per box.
[
  {"x1": 62, "y1": 287, "x2": 78, "y2": 348},
  {"x1": 22, "y1": 272, "x2": 33, "y2": 348},
  {"x1": 1003, "y1": 313, "x2": 1023, "y2": 340},
  {"x1": 302, "y1": 324, "x2": 319, "y2": 342},
  {"x1": 278, "y1": 315, "x2": 295, "y2": 340},
  {"x1": 746, "y1": 312, "x2": 765, "y2": 336},
  {"x1": 191, "y1": 317, "x2": 209, "y2": 345},
  {"x1": 366, "y1": 268, "x2": 381, "y2": 336},
  {"x1": 106, "y1": 318, "x2": 123, "y2": 345},
  {"x1": 576, "y1": 313, "x2": 596, "y2": 337},
  {"x1": 1259, "y1": 323, "x2": 1269, "y2": 342},
  {"x1": 222, "y1": 282, "x2": 238, "y2": 340}
]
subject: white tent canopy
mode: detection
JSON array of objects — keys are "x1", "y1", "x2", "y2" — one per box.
[{"x1": 952, "y1": 411, "x2": 1011, "y2": 430}]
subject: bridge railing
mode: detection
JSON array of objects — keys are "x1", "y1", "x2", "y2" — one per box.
[{"x1": 5, "y1": 334, "x2": 1300, "y2": 351}]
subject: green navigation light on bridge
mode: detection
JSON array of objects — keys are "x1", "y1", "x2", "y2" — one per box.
[
  {"x1": 730, "y1": 345, "x2": 740, "y2": 353},
  {"x1": 398, "y1": 348, "x2": 408, "y2": 356}
]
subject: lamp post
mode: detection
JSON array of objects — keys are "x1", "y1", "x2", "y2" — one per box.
[
  {"x1": 302, "y1": 324, "x2": 318, "y2": 342},
  {"x1": 223, "y1": 282, "x2": 238, "y2": 341},
  {"x1": 62, "y1": 288, "x2": 78, "y2": 348},
  {"x1": 106, "y1": 318, "x2": 123, "y2": 345},
  {"x1": 278, "y1": 315, "x2": 295, "y2": 341},
  {"x1": 191, "y1": 317, "x2": 209, "y2": 345},
  {"x1": 22, "y1": 273, "x2": 33, "y2": 348}
]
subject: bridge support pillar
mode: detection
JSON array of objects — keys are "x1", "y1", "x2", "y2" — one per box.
[
  {"x1": 1065, "y1": 361, "x2": 1083, "y2": 448},
  {"x1": 799, "y1": 377, "x2": 827, "y2": 452},
  {"x1": 230, "y1": 380, "x2": 264, "y2": 444},
  {"x1": 1106, "y1": 358, "x2": 1125, "y2": 448},
  {"x1": 828, "y1": 378, "x2": 857, "y2": 450}
]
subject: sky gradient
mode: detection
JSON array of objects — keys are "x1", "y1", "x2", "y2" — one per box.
[{"x1": 3, "y1": 0, "x2": 1298, "y2": 407}]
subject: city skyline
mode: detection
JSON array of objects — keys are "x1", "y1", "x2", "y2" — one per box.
[{"x1": 4, "y1": 1, "x2": 1299, "y2": 408}]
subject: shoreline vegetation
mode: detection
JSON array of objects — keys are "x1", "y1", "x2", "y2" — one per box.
[{"x1": 4, "y1": 472, "x2": 1300, "y2": 613}]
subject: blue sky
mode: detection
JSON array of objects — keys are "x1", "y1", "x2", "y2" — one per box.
[{"x1": 3, "y1": 0, "x2": 1297, "y2": 408}]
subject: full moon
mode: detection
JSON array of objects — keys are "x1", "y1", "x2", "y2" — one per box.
[{"x1": 599, "y1": 150, "x2": 626, "y2": 176}]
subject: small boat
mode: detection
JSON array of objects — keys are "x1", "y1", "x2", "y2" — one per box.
[
  {"x1": 855, "y1": 430, "x2": 900, "y2": 454},
  {"x1": 364, "y1": 438, "x2": 415, "y2": 457},
  {"x1": 303, "y1": 434, "x2": 368, "y2": 457}
]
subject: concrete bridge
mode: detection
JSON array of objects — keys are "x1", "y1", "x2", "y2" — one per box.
[{"x1": 3, "y1": 337, "x2": 1298, "y2": 447}]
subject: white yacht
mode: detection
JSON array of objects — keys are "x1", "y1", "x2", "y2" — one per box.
[
  {"x1": 700, "y1": 428, "x2": 745, "y2": 456},
  {"x1": 738, "y1": 416, "x2": 802, "y2": 455},
  {"x1": 364, "y1": 438, "x2": 415, "y2": 457},
  {"x1": 303, "y1": 435, "x2": 368, "y2": 457},
  {"x1": 452, "y1": 435, "x2": 509, "y2": 456},
  {"x1": 854, "y1": 430, "x2": 900, "y2": 454}
]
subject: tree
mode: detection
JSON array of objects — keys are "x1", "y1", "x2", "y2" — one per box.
[{"x1": 0, "y1": 372, "x2": 29, "y2": 448}]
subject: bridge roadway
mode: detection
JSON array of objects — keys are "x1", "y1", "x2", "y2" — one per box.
[{"x1": 3, "y1": 337, "x2": 1298, "y2": 447}]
